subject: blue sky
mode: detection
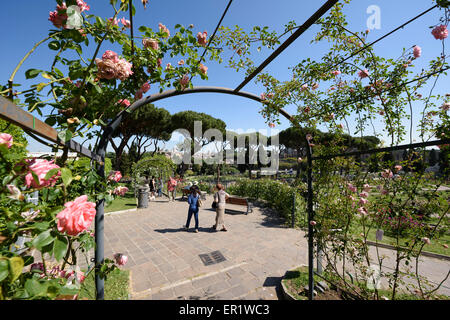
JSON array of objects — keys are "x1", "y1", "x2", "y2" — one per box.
[{"x1": 1, "y1": 0, "x2": 448, "y2": 152}]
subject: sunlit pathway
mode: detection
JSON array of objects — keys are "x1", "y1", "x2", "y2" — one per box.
[{"x1": 102, "y1": 195, "x2": 307, "y2": 300}]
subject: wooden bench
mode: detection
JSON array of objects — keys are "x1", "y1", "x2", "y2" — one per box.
[{"x1": 225, "y1": 196, "x2": 252, "y2": 215}]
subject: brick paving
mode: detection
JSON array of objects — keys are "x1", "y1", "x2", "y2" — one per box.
[
  {"x1": 92, "y1": 194, "x2": 449, "y2": 300},
  {"x1": 102, "y1": 194, "x2": 306, "y2": 300}
]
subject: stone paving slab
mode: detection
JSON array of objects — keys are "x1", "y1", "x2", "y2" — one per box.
[{"x1": 97, "y1": 194, "x2": 449, "y2": 300}]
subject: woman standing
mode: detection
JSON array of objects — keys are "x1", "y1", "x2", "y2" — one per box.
[
  {"x1": 212, "y1": 184, "x2": 229, "y2": 232},
  {"x1": 149, "y1": 176, "x2": 156, "y2": 200},
  {"x1": 167, "y1": 176, "x2": 177, "y2": 201},
  {"x1": 185, "y1": 186, "x2": 200, "y2": 233}
]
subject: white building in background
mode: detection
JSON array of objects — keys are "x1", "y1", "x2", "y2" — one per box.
[{"x1": 27, "y1": 152, "x2": 79, "y2": 160}]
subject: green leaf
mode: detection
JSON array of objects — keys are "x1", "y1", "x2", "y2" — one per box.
[
  {"x1": 32, "y1": 230, "x2": 55, "y2": 250},
  {"x1": 8, "y1": 257, "x2": 24, "y2": 282},
  {"x1": 32, "y1": 221, "x2": 50, "y2": 231},
  {"x1": 53, "y1": 236, "x2": 68, "y2": 262},
  {"x1": 36, "y1": 83, "x2": 47, "y2": 92},
  {"x1": 60, "y1": 167, "x2": 73, "y2": 187},
  {"x1": 44, "y1": 167, "x2": 60, "y2": 180},
  {"x1": 58, "y1": 130, "x2": 73, "y2": 142},
  {"x1": 25, "y1": 278, "x2": 47, "y2": 297},
  {"x1": 25, "y1": 69, "x2": 42, "y2": 79},
  {"x1": 48, "y1": 40, "x2": 61, "y2": 51},
  {"x1": 0, "y1": 260, "x2": 9, "y2": 282}
]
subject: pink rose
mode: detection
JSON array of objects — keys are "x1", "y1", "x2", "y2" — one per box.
[
  {"x1": 431, "y1": 25, "x2": 448, "y2": 40},
  {"x1": 108, "y1": 17, "x2": 119, "y2": 26},
  {"x1": 114, "y1": 253, "x2": 128, "y2": 266},
  {"x1": 363, "y1": 184, "x2": 371, "y2": 192},
  {"x1": 118, "y1": 99, "x2": 131, "y2": 107},
  {"x1": 381, "y1": 169, "x2": 393, "y2": 179},
  {"x1": 347, "y1": 183, "x2": 357, "y2": 193},
  {"x1": 76, "y1": 0, "x2": 90, "y2": 12},
  {"x1": 413, "y1": 46, "x2": 421, "y2": 58},
  {"x1": 135, "y1": 89, "x2": 143, "y2": 100},
  {"x1": 25, "y1": 159, "x2": 60, "y2": 189},
  {"x1": 108, "y1": 171, "x2": 122, "y2": 182},
  {"x1": 157, "y1": 58, "x2": 162, "y2": 67},
  {"x1": 30, "y1": 262, "x2": 45, "y2": 273},
  {"x1": 359, "y1": 198, "x2": 369, "y2": 206},
  {"x1": 113, "y1": 186, "x2": 129, "y2": 196},
  {"x1": 301, "y1": 84, "x2": 308, "y2": 91},
  {"x1": 441, "y1": 102, "x2": 450, "y2": 111},
  {"x1": 0, "y1": 133, "x2": 13, "y2": 149},
  {"x1": 165, "y1": 63, "x2": 172, "y2": 70},
  {"x1": 102, "y1": 50, "x2": 119, "y2": 63},
  {"x1": 95, "y1": 58, "x2": 117, "y2": 80},
  {"x1": 359, "y1": 192, "x2": 369, "y2": 199},
  {"x1": 394, "y1": 165, "x2": 402, "y2": 172},
  {"x1": 120, "y1": 18, "x2": 131, "y2": 28},
  {"x1": 422, "y1": 237, "x2": 431, "y2": 245},
  {"x1": 357, "y1": 207, "x2": 368, "y2": 216},
  {"x1": 141, "y1": 82, "x2": 150, "y2": 93},
  {"x1": 199, "y1": 63, "x2": 208, "y2": 75},
  {"x1": 260, "y1": 93, "x2": 266, "y2": 100},
  {"x1": 56, "y1": 195, "x2": 96, "y2": 236},
  {"x1": 115, "y1": 58, "x2": 133, "y2": 81},
  {"x1": 7, "y1": 184, "x2": 24, "y2": 201},
  {"x1": 180, "y1": 74, "x2": 190, "y2": 89},
  {"x1": 310, "y1": 221, "x2": 317, "y2": 226},
  {"x1": 159, "y1": 23, "x2": 170, "y2": 37},
  {"x1": 331, "y1": 70, "x2": 341, "y2": 76},
  {"x1": 142, "y1": 38, "x2": 159, "y2": 50},
  {"x1": 178, "y1": 59, "x2": 185, "y2": 65},
  {"x1": 48, "y1": 3, "x2": 68, "y2": 29},
  {"x1": 197, "y1": 31, "x2": 208, "y2": 47},
  {"x1": 358, "y1": 69, "x2": 369, "y2": 78}
]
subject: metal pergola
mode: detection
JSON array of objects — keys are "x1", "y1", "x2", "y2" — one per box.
[{"x1": 1, "y1": 0, "x2": 447, "y2": 300}]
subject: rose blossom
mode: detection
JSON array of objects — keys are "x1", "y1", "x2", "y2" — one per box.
[
  {"x1": 331, "y1": 70, "x2": 341, "y2": 76},
  {"x1": 358, "y1": 69, "x2": 369, "y2": 78},
  {"x1": 142, "y1": 38, "x2": 159, "y2": 50},
  {"x1": 120, "y1": 18, "x2": 131, "y2": 28},
  {"x1": 102, "y1": 50, "x2": 119, "y2": 63},
  {"x1": 141, "y1": 82, "x2": 150, "y2": 93},
  {"x1": 49, "y1": 4, "x2": 68, "y2": 29},
  {"x1": 7, "y1": 184, "x2": 24, "y2": 201},
  {"x1": 441, "y1": 102, "x2": 450, "y2": 111},
  {"x1": 95, "y1": 58, "x2": 117, "y2": 80},
  {"x1": 310, "y1": 221, "x2": 317, "y2": 226},
  {"x1": 359, "y1": 198, "x2": 369, "y2": 206},
  {"x1": 115, "y1": 58, "x2": 133, "y2": 81},
  {"x1": 394, "y1": 165, "x2": 402, "y2": 172},
  {"x1": 180, "y1": 74, "x2": 190, "y2": 89},
  {"x1": 359, "y1": 192, "x2": 369, "y2": 199},
  {"x1": 25, "y1": 159, "x2": 60, "y2": 189},
  {"x1": 413, "y1": 46, "x2": 422, "y2": 58},
  {"x1": 56, "y1": 195, "x2": 96, "y2": 236},
  {"x1": 422, "y1": 237, "x2": 431, "y2": 245},
  {"x1": 357, "y1": 207, "x2": 368, "y2": 216},
  {"x1": 431, "y1": 25, "x2": 448, "y2": 40},
  {"x1": 108, "y1": 171, "x2": 122, "y2": 182},
  {"x1": 381, "y1": 169, "x2": 393, "y2": 179},
  {"x1": 268, "y1": 123, "x2": 275, "y2": 128},
  {"x1": 0, "y1": 133, "x2": 13, "y2": 149},
  {"x1": 363, "y1": 184, "x2": 371, "y2": 192},
  {"x1": 30, "y1": 263, "x2": 45, "y2": 273},
  {"x1": 114, "y1": 253, "x2": 128, "y2": 266},
  {"x1": 347, "y1": 183, "x2": 357, "y2": 193},
  {"x1": 108, "y1": 17, "x2": 119, "y2": 26},
  {"x1": 260, "y1": 93, "x2": 267, "y2": 100},
  {"x1": 178, "y1": 59, "x2": 185, "y2": 65},
  {"x1": 199, "y1": 63, "x2": 208, "y2": 75},
  {"x1": 197, "y1": 31, "x2": 208, "y2": 47},
  {"x1": 301, "y1": 84, "x2": 308, "y2": 91},
  {"x1": 118, "y1": 99, "x2": 131, "y2": 107},
  {"x1": 113, "y1": 186, "x2": 129, "y2": 196},
  {"x1": 159, "y1": 23, "x2": 170, "y2": 37}
]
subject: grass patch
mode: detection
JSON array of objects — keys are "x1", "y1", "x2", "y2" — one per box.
[
  {"x1": 105, "y1": 192, "x2": 137, "y2": 213},
  {"x1": 79, "y1": 269, "x2": 130, "y2": 300}
]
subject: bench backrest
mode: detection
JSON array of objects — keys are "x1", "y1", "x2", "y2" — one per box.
[{"x1": 226, "y1": 197, "x2": 248, "y2": 206}]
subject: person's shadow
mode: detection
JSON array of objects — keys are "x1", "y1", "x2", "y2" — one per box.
[{"x1": 154, "y1": 226, "x2": 215, "y2": 233}]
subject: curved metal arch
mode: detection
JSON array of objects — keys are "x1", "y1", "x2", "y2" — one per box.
[{"x1": 93, "y1": 85, "x2": 294, "y2": 300}]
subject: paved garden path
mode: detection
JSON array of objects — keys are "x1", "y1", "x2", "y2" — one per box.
[
  {"x1": 103, "y1": 195, "x2": 307, "y2": 300},
  {"x1": 100, "y1": 195, "x2": 450, "y2": 300}
]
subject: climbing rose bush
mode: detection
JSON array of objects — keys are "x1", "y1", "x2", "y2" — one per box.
[{"x1": 24, "y1": 159, "x2": 61, "y2": 189}]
